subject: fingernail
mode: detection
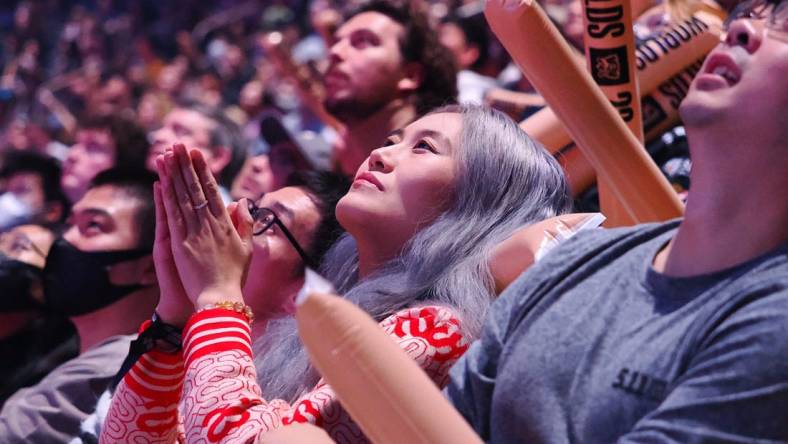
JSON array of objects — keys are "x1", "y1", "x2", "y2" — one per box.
[{"x1": 296, "y1": 269, "x2": 335, "y2": 306}]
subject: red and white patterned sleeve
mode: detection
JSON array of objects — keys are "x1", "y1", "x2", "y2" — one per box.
[
  {"x1": 108, "y1": 305, "x2": 469, "y2": 444},
  {"x1": 100, "y1": 321, "x2": 186, "y2": 443}
]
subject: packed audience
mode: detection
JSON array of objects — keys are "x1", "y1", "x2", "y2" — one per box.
[{"x1": 0, "y1": 0, "x2": 786, "y2": 442}]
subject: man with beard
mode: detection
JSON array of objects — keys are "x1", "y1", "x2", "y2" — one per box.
[
  {"x1": 324, "y1": 0, "x2": 458, "y2": 175},
  {"x1": 0, "y1": 168, "x2": 158, "y2": 442}
]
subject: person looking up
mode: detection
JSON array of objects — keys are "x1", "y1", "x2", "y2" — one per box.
[
  {"x1": 146, "y1": 102, "x2": 247, "y2": 202},
  {"x1": 101, "y1": 105, "x2": 572, "y2": 443},
  {"x1": 324, "y1": 0, "x2": 458, "y2": 175},
  {"x1": 446, "y1": 1, "x2": 788, "y2": 441},
  {"x1": 0, "y1": 168, "x2": 159, "y2": 443},
  {"x1": 61, "y1": 115, "x2": 149, "y2": 203}
]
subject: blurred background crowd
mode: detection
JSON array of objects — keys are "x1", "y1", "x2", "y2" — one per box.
[{"x1": 0, "y1": 0, "x2": 724, "y2": 437}]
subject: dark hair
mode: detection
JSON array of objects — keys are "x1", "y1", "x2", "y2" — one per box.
[
  {"x1": 442, "y1": 14, "x2": 491, "y2": 70},
  {"x1": 352, "y1": 0, "x2": 458, "y2": 114},
  {"x1": 0, "y1": 151, "x2": 70, "y2": 225},
  {"x1": 287, "y1": 170, "x2": 351, "y2": 267},
  {"x1": 89, "y1": 168, "x2": 157, "y2": 249},
  {"x1": 174, "y1": 100, "x2": 247, "y2": 188},
  {"x1": 80, "y1": 115, "x2": 150, "y2": 171}
]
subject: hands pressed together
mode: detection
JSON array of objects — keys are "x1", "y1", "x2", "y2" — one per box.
[{"x1": 152, "y1": 144, "x2": 255, "y2": 327}]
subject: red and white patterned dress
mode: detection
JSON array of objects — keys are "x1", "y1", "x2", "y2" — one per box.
[{"x1": 99, "y1": 305, "x2": 469, "y2": 443}]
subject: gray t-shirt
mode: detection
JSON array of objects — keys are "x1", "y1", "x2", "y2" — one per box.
[
  {"x1": 446, "y1": 220, "x2": 788, "y2": 443},
  {"x1": 0, "y1": 334, "x2": 133, "y2": 443}
]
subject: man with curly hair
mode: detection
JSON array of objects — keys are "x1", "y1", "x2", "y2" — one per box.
[{"x1": 324, "y1": 0, "x2": 458, "y2": 175}]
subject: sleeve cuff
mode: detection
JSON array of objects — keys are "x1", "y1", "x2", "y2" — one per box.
[{"x1": 183, "y1": 308, "x2": 253, "y2": 367}]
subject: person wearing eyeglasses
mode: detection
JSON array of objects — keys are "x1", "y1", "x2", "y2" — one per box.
[
  {"x1": 0, "y1": 224, "x2": 78, "y2": 408},
  {"x1": 0, "y1": 168, "x2": 161, "y2": 443},
  {"x1": 67, "y1": 170, "x2": 350, "y2": 443},
  {"x1": 99, "y1": 104, "x2": 572, "y2": 443},
  {"x1": 444, "y1": 1, "x2": 788, "y2": 442}
]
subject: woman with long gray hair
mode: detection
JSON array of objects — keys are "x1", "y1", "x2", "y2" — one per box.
[{"x1": 101, "y1": 104, "x2": 572, "y2": 443}]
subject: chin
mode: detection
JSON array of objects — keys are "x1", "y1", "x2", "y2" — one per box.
[
  {"x1": 678, "y1": 91, "x2": 729, "y2": 128},
  {"x1": 335, "y1": 193, "x2": 377, "y2": 233}
]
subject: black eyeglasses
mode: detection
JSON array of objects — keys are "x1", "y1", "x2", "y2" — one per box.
[
  {"x1": 247, "y1": 201, "x2": 317, "y2": 269},
  {"x1": 0, "y1": 232, "x2": 47, "y2": 259},
  {"x1": 724, "y1": 0, "x2": 788, "y2": 40}
]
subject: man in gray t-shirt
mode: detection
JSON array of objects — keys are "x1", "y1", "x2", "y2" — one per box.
[
  {"x1": 446, "y1": 2, "x2": 788, "y2": 442},
  {"x1": 447, "y1": 221, "x2": 788, "y2": 442}
]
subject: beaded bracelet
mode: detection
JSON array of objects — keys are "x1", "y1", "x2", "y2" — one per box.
[{"x1": 198, "y1": 301, "x2": 254, "y2": 324}]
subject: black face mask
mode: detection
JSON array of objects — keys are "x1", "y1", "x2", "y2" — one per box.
[
  {"x1": 0, "y1": 253, "x2": 44, "y2": 313},
  {"x1": 43, "y1": 237, "x2": 152, "y2": 317}
]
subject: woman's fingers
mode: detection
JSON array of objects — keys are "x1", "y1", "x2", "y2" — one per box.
[
  {"x1": 191, "y1": 148, "x2": 227, "y2": 219},
  {"x1": 156, "y1": 155, "x2": 187, "y2": 240},
  {"x1": 174, "y1": 144, "x2": 210, "y2": 214},
  {"x1": 153, "y1": 181, "x2": 169, "y2": 243},
  {"x1": 235, "y1": 198, "x2": 255, "y2": 245},
  {"x1": 165, "y1": 149, "x2": 200, "y2": 234}
]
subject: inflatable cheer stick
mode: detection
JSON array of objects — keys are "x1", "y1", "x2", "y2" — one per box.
[
  {"x1": 486, "y1": 0, "x2": 683, "y2": 222},
  {"x1": 490, "y1": 213, "x2": 605, "y2": 293},
  {"x1": 521, "y1": 6, "x2": 724, "y2": 154},
  {"x1": 557, "y1": 57, "x2": 706, "y2": 196},
  {"x1": 295, "y1": 275, "x2": 482, "y2": 444},
  {"x1": 580, "y1": 0, "x2": 643, "y2": 225},
  {"x1": 581, "y1": 0, "x2": 643, "y2": 140},
  {"x1": 557, "y1": 144, "x2": 598, "y2": 196}
]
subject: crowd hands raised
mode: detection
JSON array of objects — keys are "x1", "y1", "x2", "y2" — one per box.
[{"x1": 0, "y1": 0, "x2": 786, "y2": 442}]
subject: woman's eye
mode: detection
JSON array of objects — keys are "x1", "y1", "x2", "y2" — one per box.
[{"x1": 413, "y1": 140, "x2": 437, "y2": 153}]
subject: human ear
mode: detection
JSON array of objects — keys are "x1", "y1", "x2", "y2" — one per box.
[
  {"x1": 460, "y1": 46, "x2": 480, "y2": 69},
  {"x1": 397, "y1": 62, "x2": 424, "y2": 93},
  {"x1": 43, "y1": 201, "x2": 64, "y2": 225},
  {"x1": 207, "y1": 146, "x2": 232, "y2": 177}
]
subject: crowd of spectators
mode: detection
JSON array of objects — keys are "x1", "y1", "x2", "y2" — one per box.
[{"x1": 0, "y1": 0, "x2": 786, "y2": 442}]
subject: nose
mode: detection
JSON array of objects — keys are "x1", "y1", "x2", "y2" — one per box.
[
  {"x1": 367, "y1": 145, "x2": 395, "y2": 173},
  {"x1": 64, "y1": 144, "x2": 81, "y2": 166},
  {"x1": 328, "y1": 38, "x2": 347, "y2": 65},
  {"x1": 725, "y1": 18, "x2": 762, "y2": 53},
  {"x1": 62, "y1": 225, "x2": 80, "y2": 247}
]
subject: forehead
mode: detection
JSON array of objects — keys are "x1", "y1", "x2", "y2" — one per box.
[
  {"x1": 7, "y1": 172, "x2": 43, "y2": 188},
  {"x1": 337, "y1": 11, "x2": 405, "y2": 40},
  {"x1": 165, "y1": 108, "x2": 216, "y2": 132},
  {"x1": 72, "y1": 185, "x2": 140, "y2": 220},
  {"x1": 258, "y1": 186, "x2": 318, "y2": 216},
  {"x1": 402, "y1": 112, "x2": 463, "y2": 147}
]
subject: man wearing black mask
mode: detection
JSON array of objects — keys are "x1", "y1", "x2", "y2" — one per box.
[{"x1": 0, "y1": 168, "x2": 159, "y2": 443}]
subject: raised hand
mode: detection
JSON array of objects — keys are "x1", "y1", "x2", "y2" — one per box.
[
  {"x1": 150, "y1": 178, "x2": 193, "y2": 328},
  {"x1": 156, "y1": 144, "x2": 254, "y2": 310}
]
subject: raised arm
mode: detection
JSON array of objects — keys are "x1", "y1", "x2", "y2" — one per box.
[{"x1": 177, "y1": 305, "x2": 468, "y2": 443}]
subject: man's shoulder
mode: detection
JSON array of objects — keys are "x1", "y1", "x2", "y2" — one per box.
[
  {"x1": 79, "y1": 334, "x2": 135, "y2": 363},
  {"x1": 519, "y1": 219, "x2": 680, "y2": 280},
  {"x1": 0, "y1": 336, "x2": 135, "y2": 441},
  {"x1": 23, "y1": 334, "x2": 134, "y2": 391}
]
